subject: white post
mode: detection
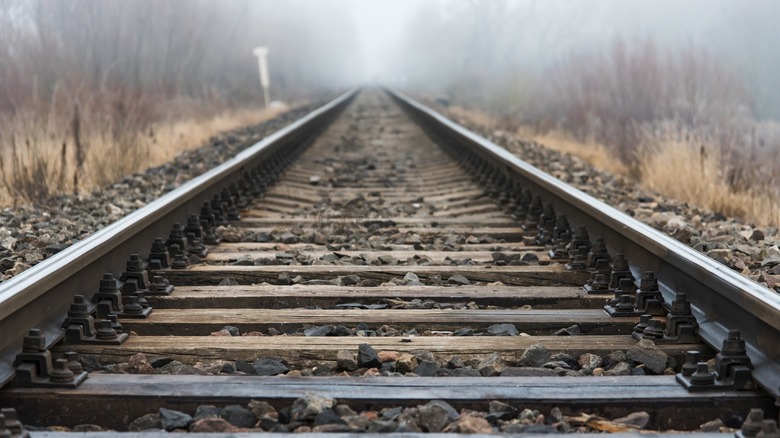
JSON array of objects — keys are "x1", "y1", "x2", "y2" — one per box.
[{"x1": 253, "y1": 47, "x2": 270, "y2": 109}]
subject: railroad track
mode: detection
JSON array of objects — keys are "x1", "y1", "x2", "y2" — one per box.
[{"x1": 0, "y1": 89, "x2": 779, "y2": 435}]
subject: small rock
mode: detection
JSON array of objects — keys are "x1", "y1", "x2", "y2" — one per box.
[
  {"x1": 447, "y1": 274, "x2": 470, "y2": 285},
  {"x1": 219, "y1": 404, "x2": 257, "y2": 428},
  {"x1": 291, "y1": 394, "x2": 336, "y2": 421},
  {"x1": 554, "y1": 324, "x2": 581, "y2": 336},
  {"x1": 413, "y1": 360, "x2": 439, "y2": 377},
  {"x1": 279, "y1": 232, "x2": 299, "y2": 244},
  {"x1": 627, "y1": 339, "x2": 669, "y2": 374},
  {"x1": 378, "y1": 350, "x2": 400, "y2": 362},
  {"x1": 304, "y1": 325, "x2": 334, "y2": 336},
  {"x1": 190, "y1": 417, "x2": 240, "y2": 433},
  {"x1": 403, "y1": 272, "x2": 422, "y2": 285},
  {"x1": 336, "y1": 349, "x2": 358, "y2": 371},
  {"x1": 220, "y1": 325, "x2": 240, "y2": 336},
  {"x1": 128, "y1": 413, "x2": 161, "y2": 431},
  {"x1": 578, "y1": 353, "x2": 602, "y2": 369},
  {"x1": 489, "y1": 400, "x2": 518, "y2": 420},
  {"x1": 248, "y1": 400, "x2": 277, "y2": 419},
  {"x1": 517, "y1": 343, "x2": 550, "y2": 367},
  {"x1": 313, "y1": 408, "x2": 347, "y2": 426},
  {"x1": 604, "y1": 361, "x2": 632, "y2": 376},
  {"x1": 357, "y1": 343, "x2": 381, "y2": 368},
  {"x1": 416, "y1": 400, "x2": 460, "y2": 432},
  {"x1": 613, "y1": 411, "x2": 650, "y2": 429},
  {"x1": 218, "y1": 277, "x2": 239, "y2": 286},
  {"x1": 443, "y1": 414, "x2": 493, "y2": 433},
  {"x1": 127, "y1": 352, "x2": 156, "y2": 374},
  {"x1": 252, "y1": 357, "x2": 289, "y2": 376},
  {"x1": 700, "y1": 418, "x2": 725, "y2": 432},
  {"x1": 396, "y1": 353, "x2": 418, "y2": 373},
  {"x1": 193, "y1": 405, "x2": 221, "y2": 420},
  {"x1": 308, "y1": 176, "x2": 321, "y2": 185},
  {"x1": 477, "y1": 352, "x2": 505, "y2": 376},
  {"x1": 159, "y1": 407, "x2": 192, "y2": 431},
  {"x1": 486, "y1": 323, "x2": 519, "y2": 336},
  {"x1": 232, "y1": 254, "x2": 254, "y2": 266}
]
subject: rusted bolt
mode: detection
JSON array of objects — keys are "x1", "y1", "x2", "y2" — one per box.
[
  {"x1": 49, "y1": 359, "x2": 75, "y2": 383},
  {"x1": 171, "y1": 251, "x2": 189, "y2": 270},
  {"x1": 123, "y1": 296, "x2": 144, "y2": 315},
  {"x1": 642, "y1": 319, "x2": 665, "y2": 339},
  {"x1": 22, "y1": 329, "x2": 46, "y2": 352},
  {"x1": 147, "y1": 237, "x2": 171, "y2": 270},
  {"x1": 64, "y1": 351, "x2": 83, "y2": 373},
  {"x1": 95, "y1": 320, "x2": 119, "y2": 341},
  {"x1": 634, "y1": 314, "x2": 650, "y2": 335},
  {"x1": 615, "y1": 295, "x2": 634, "y2": 312},
  {"x1": 741, "y1": 408, "x2": 765, "y2": 437},
  {"x1": 1, "y1": 408, "x2": 23, "y2": 435},
  {"x1": 759, "y1": 419, "x2": 779, "y2": 438},
  {"x1": 681, "y1": 351, "x2": 700, "y2": 376},
  {"x1": 689, "y1": 362, "x2": 716, "y2": 386}
]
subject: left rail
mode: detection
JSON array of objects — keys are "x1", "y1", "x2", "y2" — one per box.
[{"x1": 0, "y1": 89, "x2": 357, "y2": 387}]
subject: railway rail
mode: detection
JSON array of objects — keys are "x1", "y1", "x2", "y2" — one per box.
[{"x1": 0, "y1": 89, "x2": 779, "y2": 435}]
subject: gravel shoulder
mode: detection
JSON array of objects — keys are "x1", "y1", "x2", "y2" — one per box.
[
  {"x1": 0, "y1": 103, "x2": 322, "y2": 283},
  {"x1": 437, "y1": 108, "x2": 780, "y2": 294}
]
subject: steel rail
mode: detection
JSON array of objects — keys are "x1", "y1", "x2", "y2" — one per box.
[
  {"x1": 0, "y1": 88, "x2": 358, "y2": 387},
  {"x1": 388, "y1": 88, "x2": 780, "y2": 401}
]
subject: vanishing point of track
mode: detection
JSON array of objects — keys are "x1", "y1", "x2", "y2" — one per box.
[{"x1": 0, "y1": 89, "x2": 779, "y2": 434}]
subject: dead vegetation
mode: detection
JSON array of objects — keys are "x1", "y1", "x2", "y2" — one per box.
[
  {"x1": 0, "y1": 0, "x2": 356, "y2": 206},
  {"x1": 444, "y1": 39, "x2": 780, "y2": 228}
]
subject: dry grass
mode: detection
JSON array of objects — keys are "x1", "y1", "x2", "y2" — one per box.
[
  {"x1": 449, "y1": 105, "x2": 780, "y2": 228},
  {"x1": 523, "y1": 130, "x2": 629, "y2": 178},
  {"x1": 638, "y1": 128, "x2": 780, "y2": 227},
  {"x1": 0, "y1": 104, "x2": 288, "y2": 207}
]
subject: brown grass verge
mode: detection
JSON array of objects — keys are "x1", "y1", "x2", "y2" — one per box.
[
  {"x1": 449, "y1": 106, "x2": 780, "y2": 228},
  {"x1": 0, "y1": 104, "x2": 288, "y2": 207}
]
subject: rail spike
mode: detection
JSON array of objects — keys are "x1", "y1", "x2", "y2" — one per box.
[
  {"x1": 61, "y1": 295, "x2": 128, "y2": 345},
  {"x1": 676, "y1": 330, "x2": 755, "y2": 392},
  {"x1": 12, "y1": 329, "x2": 88, "y2": 388},
  {"x1": 632, "y1": 292, "x2": 698, "y2": 343}
]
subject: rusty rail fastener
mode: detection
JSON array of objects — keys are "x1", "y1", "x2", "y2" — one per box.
[{"x1": 12, "y1": 329, "x2": 88, "y2": 388}]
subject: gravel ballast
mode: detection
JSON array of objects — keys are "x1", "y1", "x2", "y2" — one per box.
[{"x1": 0, "y1": 103, "x2": 321, "y2": 283}]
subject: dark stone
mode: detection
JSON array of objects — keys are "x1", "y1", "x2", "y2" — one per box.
[
  {"x1": 252, "y1": 357, "x2": 289, "y2": 376},
  {"x1": 313, "y1": 408, "x2": 347, "y2": 426},
  {"x1": 194, "y1": 405, "x2": 222, "y2": 420},
  {"x1": 220, "y1": 362, "x2": 237, "y2": 374},
  {"x1": 413, "y1": 360, "x2": 439, "y2": 377},
  {"x1": 159, "y1": 407, "x2": 192, "y2": 431},
  {"x1": 416, "y1": 400, "x2": 459, "y2": 432},
  {"x1": 313, "y1": 363, "x2": 333, "y2": 376},
  {"x1": 486, "y1": 323, "x2": 518, "y2": 336},
  {"x1": 517, "y1": 343, "x2": 550, "y2": 367},
  {"x1": 220, "y1": 325, "x2": 240, "y2": 336},
  {"x1": 220, "y1": 404, "x2": 257, "y2": 428},
  {"x1": 357, "y1": 343, "x2": 381, "y2": 368},
  {"x1": 367, "y1": 420, "x2": 398, "y2": 433},
  {"x1": 235, "y1": 360, "x2": 256, "y2": 375},
  {"x1": 80, "y1": 355, "x2": 104, "y2": 372},
  {"x1": 291, "y1": 394, "x2": 336, "y2": 421},
  {"x1": 128, "y1": 413, "x2": 161, "y2": 431},
  {"x1": 149, "y1": 357, "x2": 174, "y2": 368},
  {"x1": 332, "y1": 325, "x2": 354, "y2": 336},
  {"x1": 453, "y1": 328, "x2": 474, "y2": 336},
  {"x1": 447, "y1": 274, "x2": 470, "y2": 285},
  {"x1": 304, "y1": 325, "x2": 334, "y2": 336}
]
